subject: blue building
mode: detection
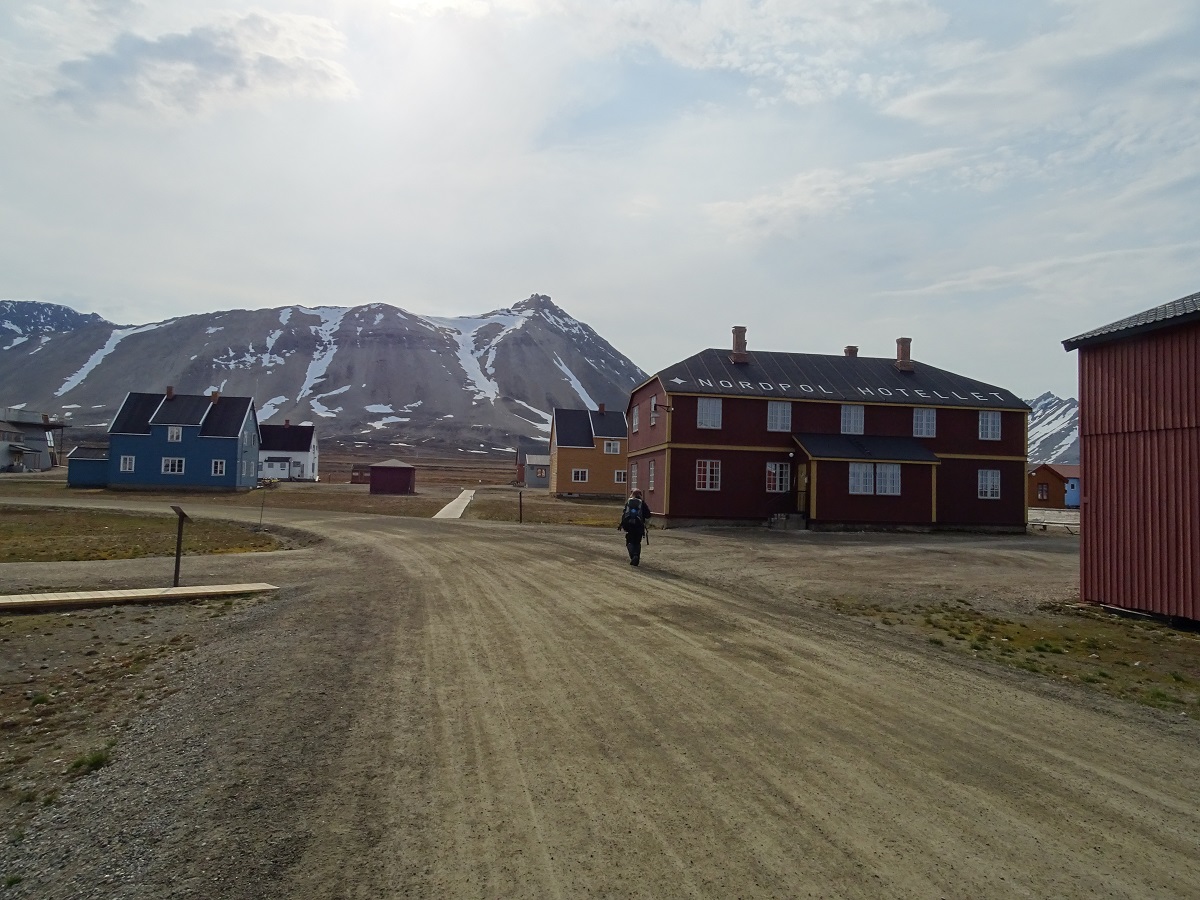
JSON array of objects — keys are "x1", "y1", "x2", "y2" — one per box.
[{"x1": 83, "y1": 389, "x2": 260, "y2": 491}]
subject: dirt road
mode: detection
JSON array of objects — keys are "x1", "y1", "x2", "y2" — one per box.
[{"x1": 2, "y1": 499, "x2": 1198, "y2": 898}]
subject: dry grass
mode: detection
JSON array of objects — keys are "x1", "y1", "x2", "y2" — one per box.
[
  {"x1": 465, "y1": 488, "x2": 625, "y2": 527},
  {"x1": 0, "y1": 506, "x2": 281, "y2": 563}
]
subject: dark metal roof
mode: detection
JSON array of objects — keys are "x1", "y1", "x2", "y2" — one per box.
[
  {"x1": 370, "y1": 458, "x2": 414, "y2": 468},
  {"x1": 109, "y1": 392, "x2": 163, "y2": 434},
  {"x1": 553, "y1": 408, "x2": 595, "y2": 448},
  {"x1": 1063, "y1": 290, "x2": 1200, "y2": 350},
  {"x1": 68, "y1": 445, "x2": 109, "y2": 460},
  {"x1": 793, "y1": 433, "x2": 941, "y2": 463},
  {"x1": 590, "y1": 410, "x2": 628, "y2": 439},
  {"x1": 654, "y1": 349, "x2": 1028, "y2": 410},
  {"x1": 150, "y1": 395, "x2": 211, "y2": 426},
  {"x1": 259, "y1": 423, "x2": 315, "y2": 452},
  {"x1": 199, "y1": 397, "x2": 254, "y2": 437}
]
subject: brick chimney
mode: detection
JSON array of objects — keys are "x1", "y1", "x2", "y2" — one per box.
[
  {"x1": 598, "y1": 403, "x2": 606, "y2": 414},
  {"x1": 894, "y1": 337, "x2": 915, "y2": 373},
  {"x1": 210, "y1": 390, "x2": 220, "y2": 403},
  {"x1": 165, "y1": 386, "x2": 175, "y2": 400},
  {"x1": 284, "y1": 419, "x2": 290, "y2": 428},
  {"x1": 844, "y1": 345, "x2": 858, "y2": 358},
  {"x1": 731, "y1": 326, "x2": 749, "y2": 364}
]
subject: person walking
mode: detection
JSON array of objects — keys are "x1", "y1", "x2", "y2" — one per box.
[{"x1": 617, "y1": 489, "x2": 652, "y2": 566}]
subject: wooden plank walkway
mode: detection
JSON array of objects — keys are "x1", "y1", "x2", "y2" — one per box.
[{"x1": 0, "y1": 583, "x2": 278, "y2": 613}]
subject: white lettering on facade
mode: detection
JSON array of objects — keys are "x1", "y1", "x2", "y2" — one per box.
[
  {"x1": 915, "y1": 390, "x2": 929, "y2": 398},
  {"x1": 990, "y1": 392, "x2": 1004, "y2": 401},
  {"x1": 739, "y1": 381, "x2": 753, "y2": 389},
  {"x1": 719, "y1": 380, "x2": 733, "y2": 388},
  {"x1": 759, "y1": 382, "x2": 774, "y2": 390},
  {"x1": 799, "y1": 384, "x2": 814, "y2": 393},
  {"x1": 933, "y1": 391, "x2": 949, "y2": 399},
  {"x1": 858, "y1": 387, "x2": 873, "y2": 396},
  {"x1": 877, "y1": 388, "x2": 892, "y2": 397},
  {"x1": 820, "y1": 386, "x2": 835, "y2": 394},
  {"x1": 952, "y1": 392, "x2": 968, "y2": 400},
  {"x1": 971, "y1": 392, "x2": 986, "y2": 401},
  {"x1": 698, "y1": 379, "x2": 713, "y2": 388},
  {"x1": 779, "y1": 383, "x2": 792, "y2": 391},
  {"x1": 895, "y1": 389, "x2": 908, "y2": 397}
]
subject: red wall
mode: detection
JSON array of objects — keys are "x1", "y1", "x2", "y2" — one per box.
[
  {"x1": 667, "y1": 448, "x2": 798, "y2": 519},
  {"x1": 370, "y1": 466, "x2": 415, "y2": 494},
  {"x1": 1078, "y1": 321, "x2": 1200, "y2": 620},
  {"x1": 812, "y1": 461, "x2": 934, "y2": 526},
  {"x1": 934, "y1": 458, "x2": 1026, "y2": 527}
]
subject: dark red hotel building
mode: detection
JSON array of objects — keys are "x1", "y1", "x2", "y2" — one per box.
[{"x1": 627, "y1": 327, "x2": 1029, "y2": 530}]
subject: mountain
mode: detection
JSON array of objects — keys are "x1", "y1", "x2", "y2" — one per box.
[
  {"x1": 1026, "y1": 392, "x2": 1079, "y2": 465},
  {"x1": 0, "y1": 295, "x2": 646, "y2": 452}
]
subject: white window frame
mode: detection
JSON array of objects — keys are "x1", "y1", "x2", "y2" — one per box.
[
  {"x1": 631, "y1": 405, "x2": 639, "y2": 433},
  {"x1": 767, "y1": 401, "x2": 792, "y2": 433},
  {"x1": 212, "y1": 459, "x2": 226, "y2": 477},
  {"x1": 648, "y1": 459, "x2": 656, "y2": 491},
  {"x1": 979, "y1": 410, "x2": 1001, "y2": 441},
  {"x1": 161, "y1": 457, "x2": 185, "y2": 475},
  {"x1": 913, "y1": 407, "x2": 936, "y2": 438},
  {"x1": 650, "y1": 395, "x2": 658, "y2": 426},
  {"x1": 571, "y1": 468, "x2": 588, "y2": 483},
  {"x1": 841, "y1": 404, "x2": 864, "y2": 435},
  {"x1": 766, "y1": 461, "x2": 790, "y2": 493},
  {"x1": 849, "y1": 462, "x2": 874, "y2": 495},
  {"x1": 696, "y1": 459, "x2": 721, "y2": 491},
  {"x1": 876, "y1": 463, "x2": 901, "y2": 496},
  {"x1": 978, "y1": 469, "x2": 1001, "y2": 499},
  {"x1": 697, "y1": 397, "x2": 722, "y2": 430},
  {"x1": 630, "y1": 462, "x2": 638, "y2": 490},
  {"x1": 614, "y1": 470, "x2": 627, "y2": 484},
  {"x1": 167, "y1": 425, "x2": 182, "y2": 443},
  {"x1": 119, "y1": 455, "x2": 135, "y2": 473},
  {"x1": 603, "y1": 440, "x2": 621, "y2": 455}
]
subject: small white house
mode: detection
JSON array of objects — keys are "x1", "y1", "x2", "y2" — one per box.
[{"x1": 258, "y1": 421, "x2": 319, "y2": 481}]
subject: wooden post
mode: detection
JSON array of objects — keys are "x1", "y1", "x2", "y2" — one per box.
[
  {"x1": 170, "y1": 505, "x2": 190, "y2": 587},
  {"x1": 519, "y1": 491, "x2": 523, "y2": 524}
]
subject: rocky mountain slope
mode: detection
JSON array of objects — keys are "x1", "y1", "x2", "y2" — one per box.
[
  {"x1": 0, "y1": 295, "x2": 645, "y2": 451},
  {"x1": 1026, "y1": 392, "x2": 1079, "y2": 465}
]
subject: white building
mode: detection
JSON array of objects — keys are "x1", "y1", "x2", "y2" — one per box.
[{"x1": 258, "y1": 421, "x2": 319, "y2": 481}]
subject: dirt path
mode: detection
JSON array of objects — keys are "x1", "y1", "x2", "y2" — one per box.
[{"x1": 1, "y1": 499, "x2": 1198, "y2": 898}]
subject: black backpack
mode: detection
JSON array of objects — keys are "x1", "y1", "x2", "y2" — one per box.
[{"x1": 620, "y1": 499, "x2": 644, "y2": 531}]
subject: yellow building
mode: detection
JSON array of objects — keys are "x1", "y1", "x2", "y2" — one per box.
[{"x1": 548, "y1": 405, "x2": 629, "y2": 497}]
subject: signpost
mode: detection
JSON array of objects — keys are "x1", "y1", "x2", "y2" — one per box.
[{"x1": 170, "y1": 505, "x2": 190, "y2": 587}]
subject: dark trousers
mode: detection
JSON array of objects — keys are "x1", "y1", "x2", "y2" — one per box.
[{"x1": 625, "y1": 529, "x2": 643, "y2": 565}]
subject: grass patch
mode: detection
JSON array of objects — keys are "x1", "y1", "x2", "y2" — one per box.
[{"x1": 69, "y1": 741, "x2": 115, "y2": 775}]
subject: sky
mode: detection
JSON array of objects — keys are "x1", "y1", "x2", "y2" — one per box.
[{"x1": 2, "y1": 0, "x2": 1198, "y2": 400}]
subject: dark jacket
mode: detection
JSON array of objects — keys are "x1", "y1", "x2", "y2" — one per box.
[{"x1": 619, "y1": 497, "x2": 652, "y2": 533}]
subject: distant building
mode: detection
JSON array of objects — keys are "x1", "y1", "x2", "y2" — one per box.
[
  {"x1": 1027, "y1": 463, "x2": 1080, "y2": 509},
  {"x1": 369, "y1": 459, "x2": 416, "y2": 494},
  {"x1": 0, "y1": 407, "x2": 64, "y2": 472},
  {"x1": 548, "y1": 405, "x2": 628, "y2": 497},
  {"x1": 523, "y1": 454, "x2": 550, "y2": 488},
  {"x1": 1064, "y1": 290, "x2": 1200, "y2": 621},
  {"x1": 258, "y1": 421, "x2": 319, "y2": 481},
  {"x1": 65, "y1": 444, "x2": 109, "y2": 487}
]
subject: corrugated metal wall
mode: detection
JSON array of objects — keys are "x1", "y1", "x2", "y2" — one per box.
[{"x1": 1078, "y1": 321, "x2": 1200, "y2": 620}]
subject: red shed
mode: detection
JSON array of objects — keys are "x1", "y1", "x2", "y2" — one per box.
[
  {"x1": 1063, "y1": 290, "x2": 1200, "y2": 621},
  {"x1": 369, "y1": 458, "x2": 416, "y2": 495}
]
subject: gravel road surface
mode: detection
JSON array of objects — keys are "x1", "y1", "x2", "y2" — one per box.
[{"x1": 1, "y1": 498, "x2": 1198, "y2": 899}]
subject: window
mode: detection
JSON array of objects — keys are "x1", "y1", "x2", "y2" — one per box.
[
  {"x1": 119, "y1": 455, "x2": 135, "y2": 473},
  {"x1": 603, "y1": 440, "x2": 621, "y2": 454},
  {"x1": 161, "y1": 457, "x2": 185, "y2": 475},
  {"x1": 841, "y1": 404, "x2": 864, "y2": 435},
  {"x1": 913, "y1": 408, "x2": 936, "y2": 438},
  {"x1": 696, "y1": 459, "x2": 721, "y2": 490},
  {"x1": 978, "y1": 469, "x2": 1001, "y2": 499},
  {"x1": 572, "y1": 468, "x2": 588, "y2": 483},
  {"x1": 167, "y1": 425, "x2": 182, "y2": 442},
  {"x1": 1037, "y1": 483, "x2": 1049, "y2": 500},
  {"x1": 535, "y1": 467, "x2": 546, "y2": 478},
  {"x1": 849, "y1": 462, "x2": 874, "y2": 495},
  {"x1": 631, "y1": 405, "x2": 640, "y2": 433},
  {"x1": 697, "y1": 397, "x2": 722, "y2": 429},
  {"x1": 876, "y1": 463, "x2": 901, "y2": 496},
  {"x1": 650, "y1": 396, "x2": 658, "y2": 426},
  {"x1": 630, "y1": 462, "x2": 638, "y2": 490},
  {"x1": 212, "y1": 459, "x2": 226, "y2": 477},
  {"x1": 767, "y1": 401, "x2": 792, "y2": 433},
  {"x1": 766, "y1": 462, "x2": 790, "y2": 493},
  {"x1": 979, "y1": 410, "x2": 1001, "y2": 441},
  {"x1": 615, "y1": 470, "x2": 627, "y2": 484},
  {"x1": 648, "y1": 459, "x2": 656, "y2": 491}
]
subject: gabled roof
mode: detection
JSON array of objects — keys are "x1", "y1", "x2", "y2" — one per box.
[
  {"x1": 652, "y1": 349, "x2": 1027, "y2": 410},
  {"x1": 793, "y1": 433, "x2": 941, "y2": 464},
  {"x1": 109, "y1": 392, "x2": 254, "y2": 438},
  {"x1": 1032, "y1": 463, "x2": 1080, "y2": 480},
  {"x1": 590, "y1": 410, "x2": 628, "y2": 439},
  {"x1": 1063, "y1": 290, "x2": 1200, "y2": 350},
  {"x1": 260, "y1": 423, "x2": 315, "y2": 452},
  {"x1": 524, "y1": 454, "x2": 550, "y2": 466},
  {"x1": 552, "y1": 408, "x2": 628, "y2": 448},
  {"x1": 370, "y1": 458, "x2": 414, "y2": 468}
]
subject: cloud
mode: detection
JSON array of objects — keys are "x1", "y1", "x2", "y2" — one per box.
[{"x1": 50, "y1": 11, "x2": 355, "y2": 116}]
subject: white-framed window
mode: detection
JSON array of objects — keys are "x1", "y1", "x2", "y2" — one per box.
[
  {"x1": 631, "y1": 405, "x2": 640, "y2": 433},
  {"x1": 167, "y1": 425, "x2": 182, "y2": 442},
  {"x1": 603, "y1": 440, "x2": 621, "y2": 454},
  {"x1": 630, "y1": 462, "x2": 638, "y2": 490},
  {"x1": 119, "y1": 455, "x2": 135, "y2": 473},
  {"x1": 212, "y1": 459, "x2": 226, "y2": 477},
  {"x1": 766, "y1": 461, "x2": 790, "y2": 493},
  {"x1": 849, "y1": 462, "x2": 874, "y2": 494},
  {"x1": 697, "y1": 397, "x2": 722, "y2": 430},
  {"x1": 161, "y1": 457, "x2": 185, "y2": 475},
  {"x1": 696, "y1": 459, "x2": 721, "y2": 491},
  {"x1": 913, "y1": 407, "x2": 936, "y2": 438},
  {"x1": 767, "y1": 401, "x2": 792, "y2": 433},
  {"x1": 615, "y1": 470, "x2": 627, "y2": 484},
  {"x1": 978, "y1": 469, "x2": 1001, "y2": 499},
  {"x1": 650, "y1": 396, "x2": 658, "y2": 426},
  {"x1": 979, "y1": 410, "x2": 1001, "y2": 441},
  {"x1": 876, "y1": 463, "x2": 901, "y2": 496},
  {"x1": 572, "y1": 468, "x2": 588, "y2": 483},
  {"x1": 648, "y1": 459, "x2": 656, "y2": 491},
  {"x1": 841, "y1": 404, "x2": 864, "y2": 435}
]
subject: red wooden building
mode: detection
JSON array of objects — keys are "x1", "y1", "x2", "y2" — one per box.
[
  {"x1": 627, "y1": 327, "x2": 1028, "y2": 530},
  {"x1": 1063, "y1": 290, "x2": 1200, "y2": 621},
  {"x1": 369, "y1": 458, "x2": 416, "y2": 495}
]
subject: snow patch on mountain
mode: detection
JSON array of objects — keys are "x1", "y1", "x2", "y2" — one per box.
[
  {"x1": 258, "y1": 395, "x2": 289, "y2": 422},
  {"x1": 553, "y1": 353, "x2": 597, "y2": 409},
  {"x1": 427, "y1": 308, "x2": 533, "y2": 402},
  {"x1": 1026, "y1": 392, "x2": 1079, "y2": 465},
  {"x1": 55, "y1": 322, "x2": 167, "y2": 397},
  {"x1": 297, "y1": 307, "x2": 348, "y2": 400}
]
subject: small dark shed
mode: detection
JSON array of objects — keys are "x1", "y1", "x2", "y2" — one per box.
[
  {"x1": 369, "y1": 459, "x2": 416, "y2": 495},
  {"x1": 350, "y1": 463, "x2": 372, "y2": 484}
]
